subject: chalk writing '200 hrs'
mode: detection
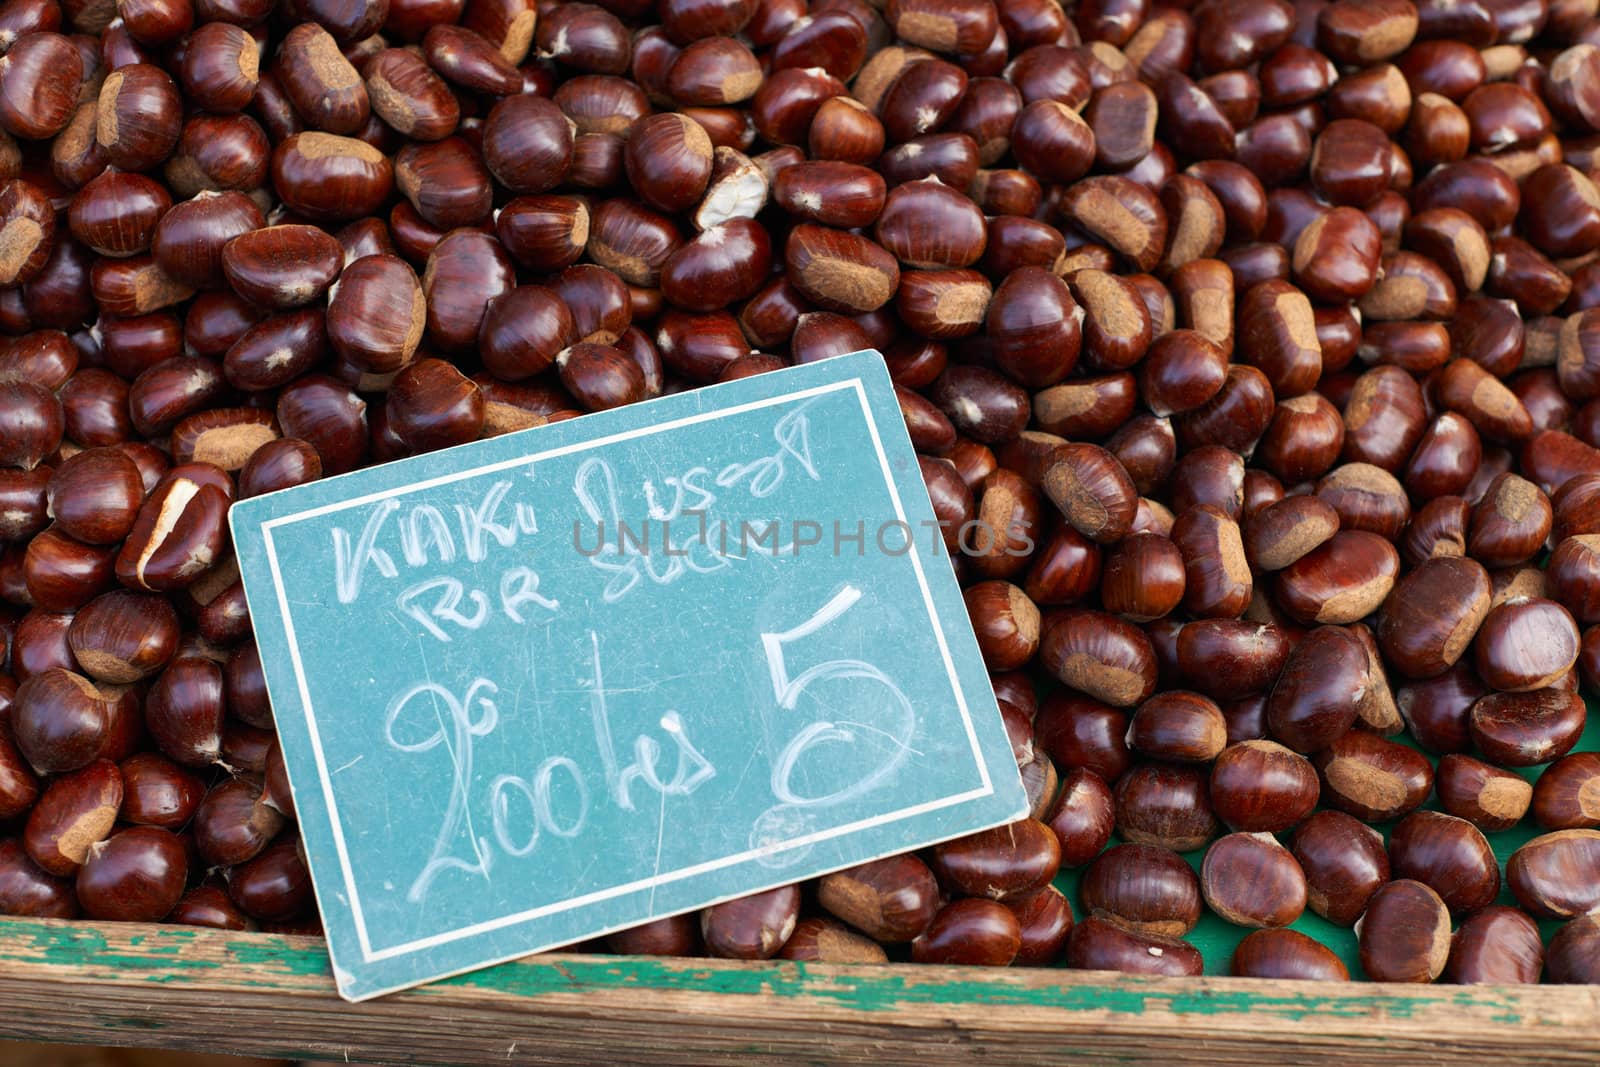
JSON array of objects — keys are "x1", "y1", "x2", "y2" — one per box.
[{"x1": 386, "y1": 585, "x2": 914, "y2": 904}]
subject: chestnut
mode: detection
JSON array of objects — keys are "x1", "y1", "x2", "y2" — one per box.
[
  {"x1": 1548, "y1": 914, "x2": 1600, "y2": 984},
  {"x1": 1125, "y1": 690, "x2": 1225, "y2": 764},
  {"x1": 1210, "y1": 740, "x2": 1318, "y2": 833},
  {"x1": 1043, "y1": 766, "x2": 1114, "y2": 868},
  {"x1": 1065, "y1": 915, "x2": 1203, "y2": 977},
  {"x1": 1358, "y1": 879, "x2": 1452, "y2": 984},
  {"x1": 67, "y1": 589, "x2": 177, "y2": 683},
  {"x1": 1275, "y1": 530, "x2": 1398, "y2": 626},
  {"x1": 1201, "y1": 832, "x2": 1307, "y2": 929},
  {"x1": 778, "y1": 917, "x2": 887, "y2": 964},
  {"x1": 45, "y1": 447, "x2": 144, "y2": 545},
  {"x1": 1175, "y1": 620, "x2": 1291, "y2": 701},
  {"x1": 192, "y1": 776, "x2": 283, "y2": 868},
  {"x1": 1290, "y1": 809, "x2": 1390, "y2": 927},
  {"x1": 0, "y1": 33, "x2": 82, "y2": 140},
  {"x1": 911, "y1": 898, "x2": 1021, "y2": 966},
  {"x1": 1506, "y1": 830, "x2": 1600, "y2": 919},
  {"x1": 963, "y1": 581, "x2": 1039, "y2": 671},
  {"x1": 1232, "y1": 928, "x2": 1349, "y2": 981},
  {"x1": 0, "y1": 838, "x2": 77, "y2": 918},
  {"x1": 276, "y1": 23, "x2": 367, "y2": 135},
  {"x1": 1469, "y1": 689, "x2": 1587, "y2": 767},
  {"x1": 271, "y1": 132, "x2": 393, "y2": 222},
  {"x1": 817, "y1": 854, "x2": 938, "y2": 942},
  {"x1": 1445, "y1": 906, "x2": 1543, "y2": 986},
  {"x1": 179, "y1": 22, "x2": 259, "y2": 114},
  {"x1": 226, "y1": 833, "x2": 312, "y2": 923},
  {"x1": 1378, "y1": 556, "x2": 1493, "y2": 679},
  {"x1": 0, "y1": 727, "x2": 39, "y2": 820},
  {"x1": 1040, "y1": 443, "x2": 1137, "y2": 545},
  {"x1": 95, "y1": 64, "x2": 181, "y2": 172},
  {"x1": 1171, "y1": 505, "x2": 1251, "y2": 619},
  {"x1": 1038, "y1": 609, "x2": 1156, "y2": 709},
  {"x1": 12, "y1": 668, "x2": 112, "y2": 775},
  {"x1": 1080, "y1": 842, "x2": 1201, "y2": 938},
  {"x1": 1388, "y1": 810, "x2": 1499, "y2": 915},
  {"x1": 1113, "y1": 761, "x2": 1218, "y2": 853},
  {"x1": 76, "y1": 825, "x2": 186, "y2": 921},
  {"x1": 0, "y1": 381, "x2": 64, "y2": 470},
  {"x1": 119, "y1": 751, "x2": 203, "y2": 829},
  {"x1": 606, "y1": 914, "x2": 700, "y2": 957},
  {"x1": 1437, "y1": 753, "x2": 1533, "y2": 832},
  {"x1": 659, "y1": 218, "x2": 770, "y2": 312},
  {"x1": 24, "y1": 759, "x2": 122, "y2": 875},
  {"x1": 1532, "y1": 753, "x2": 1600, "y2": 831},
  {"x1": 1267, "y1": 625, "x2": 1368, "y2": 754},
  {"x1": 931, "y1": 819, "x2": 1060, "y2": 901},
  {"x1": 65, "y1": 171, "x2": 163, "y2": 259},
  {"x1": 222, "y1": 225, "x2": 343, "y2": 310},
  {"x1": 1473, "y1": 598, "x2": 1581, "y2": 694},
  {"x1": 784, "y1": 223, "x2": 899, "y2": 314},
  {"x1": 1004, "y1": 885, "x2": 1073, "y2": 966}
]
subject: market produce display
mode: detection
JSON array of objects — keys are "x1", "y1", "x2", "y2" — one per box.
[{"x1": 0, "y1": 0, "x2": 1597, "y2": 988}]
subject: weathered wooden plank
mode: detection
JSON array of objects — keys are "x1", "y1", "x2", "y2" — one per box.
[{"x1": 0, "y1": 918, "x2": 1595, "y2": 1065}]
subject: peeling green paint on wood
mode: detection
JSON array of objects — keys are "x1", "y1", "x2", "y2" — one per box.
[{"x1": 0, "y1": 917, "x2": 1546, "y2": 1026}]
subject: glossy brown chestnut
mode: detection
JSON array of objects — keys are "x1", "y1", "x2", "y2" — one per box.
[
  {"x1": 1275, "y1": 531, "x2": 1398, "y2": 626},
  {"x1": 777, "y1": 917, "x2": 888, "y2": 964},
  {"x1": 1358, "y1": 880, "x2": 1452, "y2": 984},
  {"x1": 1378, "y1": 556, "x2": 1493, "y2": 679},
  {"x1": 1175, "y1": 620, "x2": 1291, "y2": 702},
  {"x1": 11, "y1": 668, "x2": 111, "y2": 775},
  {"x1": 1232, "y1": 928, "x2": 1349, "y2": 981},
  {"x1": 1469, "y1": 689, "x2": 1587, "y2": 768},
  {"x1": 1125, "y1": 690, "x2": 1226, "y2": 764},
  {"x1": 1472, "y1": 598, "x2": 1581, "y2": 694},
  {"x1": 0, "y1": 838, "x2": 77, "y2": 918},
  {"x1": 192, "y1": 776, "x2": 283, "y2": 868},
  {"x1": 1442, "y1": 906, "x2": 1543, "y2": 986},
  {"x1": 1548, "y1": 914, "x2": 1600, "y2": 984},
  {"x1": 1004, "y1": 885, "x2": 1073, "y2": 967},
  {"x1": 1043, "y1": 767, "x2": 1114, "y2": 868},
  {"x1": 45, "y1": 447, "x2": 143, "y2": 546},
  {"x1": 911, "y1": 898, "x2": 1022, "y2": 966},
  {"x1": 1315, "y1": 730, "x2": 1434, "y2": 823},
  {"x1": 75, "y1": 825, "x2": 185, "y2": 922},
  {"x1": 816, "y1": 854, "x2": 939, "y2": 943},
  {"x1": 1065, "y1": 915, "x2": 1203, "y2": 977},
  {"x1": 1210, "y1": 740, "x2": 1319, "y2": 833},
  {"x1": 1113, "y1": 761, "x2": 1218, "y2": 853},
  {"x1": 930, "y1": 819, "x2": 1060, "y2": 901},
  {"x1": 1532, "y1": 753, "x2": 1600, "y2": 831},
  {"x1": 1079, "y1": 842, "x2": 1201, "y2": 938},
  {"x1": 1038, "y1": 610, "x2": 1156, "y2": 709},
  {"x1": 24, "y1": 759, "x2": 122, "y2": 875},
  {"x1": 1201, "y1": 832, "x2": 1307, "y2": 929},
  {"x1": 118, "y1": 751, "x2": 203, "y2": 830},
  {"x1": 1266, "y1": 626, "x2": 1368, "y2": 754},
  {"x1": 1099, "y1": 534, "x2": 1184, "y2": 623},
  {"x1": 1388, "y1": 810, "x2": 1499, "y2": 915},
  {"x1": 1506, "y1": 830, "x2": 1600, "y2": 919},
  {"x1": 1436, "y1": 754, "x2": 1533, "y2": 832}
]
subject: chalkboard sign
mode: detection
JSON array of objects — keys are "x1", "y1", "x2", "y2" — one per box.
[{"x1": 231, "y1": 350, "x2": 1028, "y2": 1001}]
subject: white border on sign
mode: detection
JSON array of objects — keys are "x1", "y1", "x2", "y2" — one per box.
[{"x1": 260, "y1": 378, "x2": 993, "y2": 963}]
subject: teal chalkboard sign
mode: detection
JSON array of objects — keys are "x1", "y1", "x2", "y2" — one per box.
[{"x1": 231, "y1": 350, "x2": 1027, "y2": 1001}]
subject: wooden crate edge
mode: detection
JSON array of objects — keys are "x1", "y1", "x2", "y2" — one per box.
[{"x1": 0, "y1": 918, "x2": 1597, "y2": 1065}]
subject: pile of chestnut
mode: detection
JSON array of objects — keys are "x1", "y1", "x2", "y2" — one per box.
[{"x1": 0, "y1": 0, "x2": 1598, "y2": 987}]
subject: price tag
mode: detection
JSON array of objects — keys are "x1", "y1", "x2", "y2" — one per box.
[{"x1": 232, "y1": 350, "x2": 1027, "y2": 1000}]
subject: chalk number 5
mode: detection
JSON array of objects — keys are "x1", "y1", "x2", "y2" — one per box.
[{"x1": 760, "y1": 585, "x2": 916, "y2": 808}]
